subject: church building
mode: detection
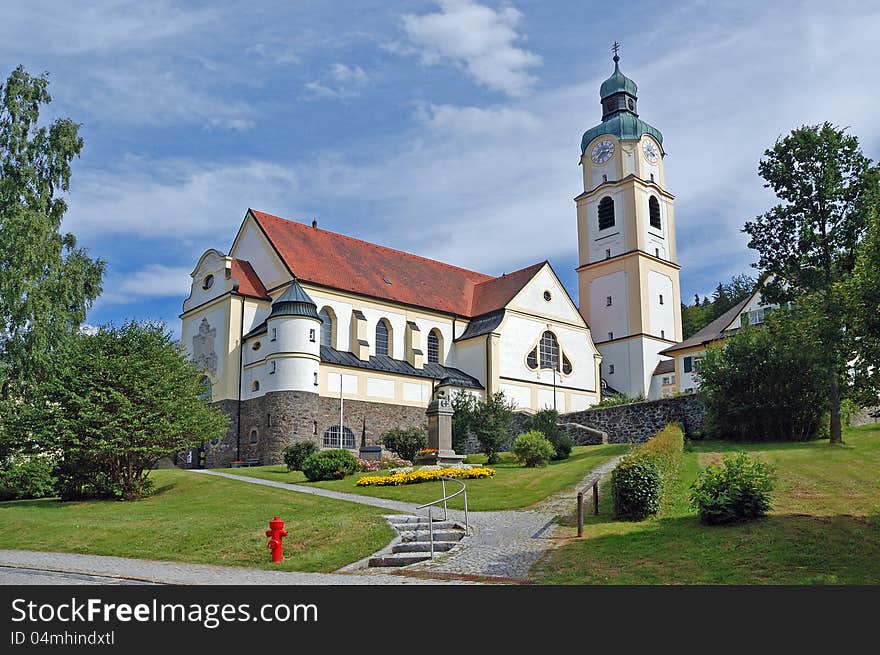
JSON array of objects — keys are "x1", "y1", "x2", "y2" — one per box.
[{"x1": 181, "y1": 53, "x2": 682, "y2": 466}]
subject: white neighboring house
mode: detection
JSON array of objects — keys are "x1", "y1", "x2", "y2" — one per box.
[{"x1": 657, "y1": 282, "x2": 780, "y2": 395}]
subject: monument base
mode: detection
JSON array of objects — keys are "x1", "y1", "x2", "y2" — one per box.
[{"x1": 414, "y1": 449, "x2": 466, "y2": 467}]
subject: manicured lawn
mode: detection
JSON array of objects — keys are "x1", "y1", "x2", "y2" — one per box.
[
  {"x1": 222, "y1": 444, "x2": 629, "y2": 511},
  {"x1": 0, "y1": 469, "x2": 394, "y2": 572},
  {"x1": 532, "y1": 424, "x2": 880, "y2": 584}
]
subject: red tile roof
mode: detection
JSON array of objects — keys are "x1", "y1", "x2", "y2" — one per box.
[
  {"x1": 249, "y1": 209, "x2": 544, "y2": 317},
  {"x1": 230, "y1": 259, "x2": 271, "y2": 300},
  {"x1": 470, "y1": 262, "x2": 547, "y2": 316}
]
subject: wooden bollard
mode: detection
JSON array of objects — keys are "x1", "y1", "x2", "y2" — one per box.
[
  {"x1": 577, "y1": 491, "x2": 584, "y2": 537},
  {"x1": 593, "y1": 480, "x2": 599, "y2": 515}
]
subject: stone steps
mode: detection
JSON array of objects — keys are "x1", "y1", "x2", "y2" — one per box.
[
  {"x1": 392, "y1": 541, "x2": 459, "y2": 554},
  {"x1": 368, "y1": 553, "x2": 432, "y2": 567},
  {"x1": 368, "y1": 514, "x2": 468, "y2": 568}
]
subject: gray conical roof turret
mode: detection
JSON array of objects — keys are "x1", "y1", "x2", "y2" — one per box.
[{"x1": 270, "y1": 278, "x2": 320, "y2": 320}]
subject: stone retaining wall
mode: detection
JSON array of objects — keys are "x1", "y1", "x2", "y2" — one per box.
[{"x1": 561, "y1": 393, "x2": 705, "y2": 443}]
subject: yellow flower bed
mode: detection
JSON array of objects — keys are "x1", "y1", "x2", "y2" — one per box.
[{"x1": 355, "y1": 467, "x2": 496, "y2": 487}]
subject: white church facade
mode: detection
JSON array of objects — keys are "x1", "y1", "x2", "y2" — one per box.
[{"x1": 181, "y1": 54, "x2": 683, "y2": 466}]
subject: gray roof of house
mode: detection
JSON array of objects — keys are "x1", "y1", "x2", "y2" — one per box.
[
  {"x1": 660, "y1": 296, "x2": 751, "y2": 355},
  {"x1": 455, "y1": 310, "x2": 505, "y2": 341},
  {"x1": 319, "y1": 345, "x2": 483, "y2": 389}
]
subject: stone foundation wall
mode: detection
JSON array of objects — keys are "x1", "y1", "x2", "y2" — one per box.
[
  {"x1": 851, "y1": 406, "x2": 880, "y2": 427},
  {"x1": 561, "y1": 393, "x2": 705, "y2": 443},
  {"x1": 199, "y1": 392, "x2": 427, "y2": 467}
]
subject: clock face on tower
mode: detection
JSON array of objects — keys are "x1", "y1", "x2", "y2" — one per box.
[
  {"x1": 591, "y1": 139, "x2": 614, "y2": 165},
  {"x1": 642, "y1": 140, "x2": 660, "y2": 164}
]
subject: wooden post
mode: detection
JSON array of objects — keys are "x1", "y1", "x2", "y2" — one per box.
[
  {"x1": 593, "y1": 480, "x2": 599, "y2": 515},
  {"x1": 577, "y1": 491, "x2": 584, "y2": 537}
]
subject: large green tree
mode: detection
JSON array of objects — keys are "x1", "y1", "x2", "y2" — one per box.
[
  {"x1": 743, "y1": 123, "x2": 880, "y2": 443},
  {"x1": 0, "y1": 66, "x2": 104, "y2": 401},
  {"x1": 848, "y1": 180, "x2": 880, "y2": 404},
  {"x1": 8, "y1": 322, "x2": 227, "y2": 500}
]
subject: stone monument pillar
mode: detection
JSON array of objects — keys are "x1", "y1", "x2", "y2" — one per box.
[{"x1": 418, "y1": 388, "x2": 465, "y2": 466}]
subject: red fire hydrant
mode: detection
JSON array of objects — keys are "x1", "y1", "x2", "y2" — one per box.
[{"x1": 266, "y1": 516, "x2": 288, "y2": 563}]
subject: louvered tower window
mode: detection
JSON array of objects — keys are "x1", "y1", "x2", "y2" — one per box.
[
  {"x1": 649, "y1": 195, "x2": 661, "y2": 229},
  {"x1": 598, "y1": 196, "x2": 615, "y2": 230}
]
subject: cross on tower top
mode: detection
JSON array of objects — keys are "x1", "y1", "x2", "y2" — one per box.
[{"x1": 611, "y1": 41, "x2": 621, "y2": 59}]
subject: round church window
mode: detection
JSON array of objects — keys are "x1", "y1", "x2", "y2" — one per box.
[
  {"x1": 543, "y1": 291, "x2": 552, "y2": 302},
  {"x1": 203, "y1": 274, "x2": 214, "y2": 290}
]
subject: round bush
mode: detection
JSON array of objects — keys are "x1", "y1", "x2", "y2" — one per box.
[
  {"x1": 283, "y1": 441, "x2": 319, "y2": 472},
  {"x1": 690, "y1": 452, "x2": 775, "y2": 525},
  {"x1": 611, "y1": 454, "x2": 661, "y2": 520},
  {"x1": 379, "y1": 427, "x2": 427, "y2": 462},
  {"x1": 301, "y1": 449, "x2": 358, "y2": 482},
  {"x1": 512, "y1": 430, "x2": 555, "y2": 467}
]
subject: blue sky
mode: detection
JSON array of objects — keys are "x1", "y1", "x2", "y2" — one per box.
[{"x1": 3, "y1": 0, "x2": 879, "y2": 336}]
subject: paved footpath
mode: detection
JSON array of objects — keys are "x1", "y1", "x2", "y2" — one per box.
[
  {"x1": 0, "y1": 551, "x2": 461, "y2": 585},
  {"x1": 196, "y1": 455, "x2": 624, "y2": 581}
]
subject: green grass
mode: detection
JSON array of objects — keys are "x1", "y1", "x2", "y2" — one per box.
[
  {"x1": 0, "y1": 469, "x2": 394, "y2": 572},
  {"x1": 532, "y1": 424, "x2": 880, "y2": 584},
  {"x1": 222, "y1": 444, "x2": 629, "y2": 511}
]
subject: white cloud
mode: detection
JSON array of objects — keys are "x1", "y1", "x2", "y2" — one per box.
[
  {"x1": 304, "y1": 63, "x2": 371, "y2": 99},
  {"x1": 98, "y1": 264, "x2": 193, "y2": 305},
  {"x1": 415, "y1": 103, "x2": 540, "y2": 137},
  {"x1": 399, "y1": 0, "x2": 541, "y2": 97}
]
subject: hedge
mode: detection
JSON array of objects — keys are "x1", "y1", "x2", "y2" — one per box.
[{"x1": 611, "y1": 423, "x2": 684, "y2": 521}]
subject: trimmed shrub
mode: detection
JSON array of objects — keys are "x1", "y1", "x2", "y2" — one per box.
[
  {"x1": 690, "y1": 452, "x2": 775, "y2": 525},
  {"x1": 379, "y1": 427, "x2": 427, "y2": 463},
  {"x1": 512, "y1": 431, "x2": 555, "y2": 467},
  {"x1": 610, "y1": 423, "x2": 685, "y2": 521},
  {"x1": 0, "y1": 456, "x2": 57, "y2": 501},
  {"x1": 611, "y1": 455, "x2": 661, "y2": 520},
  {"x1": 525, "y1": 409, "x2": 572, "y2": 460},
  {"x1": 301, "y1": 449, "x2": 358, "y2": 482},
  {"x1": 283, "y1": 441, "x2": 319, "y2": 472}
]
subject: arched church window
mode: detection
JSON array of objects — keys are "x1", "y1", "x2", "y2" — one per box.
[
  {"x1": 526, "y1": 348, "x2": 538, "y2": 370},
  {"x1": 562, "y1": 354, "x2": 573, "y2": 375},
  {"x1": 323, "y1": 425, "x2": 355, "y2": 449},
  {"x1": 250, "y1": 429, "x2": 258, "y2": 444},
  {"x1": 539, "y1": 331, "x2": 559, "y2": 371},
  {"x1": 375, "y1": 319, "x2": 391, "y2": 356},
  {"x1": 251, "y1": 380, "x2": 260, "y2": 392},
  {"x1": 649, "y1": 195, "x2": 661, "y2": 229},
  {"x1": 319, "y1": 307, "x2": 335, "y2": 348},
  {"x1": 427, "y1": 329, "x2": 441, "y2": 364},
  {"x1": 598, "y1": 197, "x2": 615, "y2": 230}
]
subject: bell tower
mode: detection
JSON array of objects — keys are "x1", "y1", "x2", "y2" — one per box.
[{"x1": 575, "y1": 47, "x2": 682, "y2": 398}]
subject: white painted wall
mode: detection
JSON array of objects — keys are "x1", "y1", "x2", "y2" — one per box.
[
  {"x1": 498, "y1": 314, "x2": 597, "y2": 398},
  {"x1": 677, "y1": 350, "x2": 706, "y2": 392},
  {"x1": 587, "y1": 188, "x2": 628, "y2": 263},
  {"x1": 403, "y1": 382, "x2": 431, "y2": 403},
  {"x1": 265, "y1": 314, "x2": 321, "y2": 393},
  {"x1": 499, "y1": 382, "x2": 531, "y2": 410},
  {"x1": 536, "y1": 388, "x2": 566, "y2": 411},
  {"x1": 327, "y1": 372, "x2": 358, "y2": 394},
  {"x1": 596, "y1": 339, "x2": 633, "y2": 396},
  {"x1": 589, "y1": 272, "x2": 629, "y2": 343},
  {"x1": 647, "y1": 271, "x2": 675, "y2": 340},
  {"x1": 507, "y1": 265, "x2": 585, "y2": 325},
  {"x1": 229, "y1": 219, "x2": 288, "y2": 292},
  {"x1": 185, "y1": 250, "x2": 228, "y2": 311},
  {"x1": 452, "y1": 338, "x2": 486, "y2": 388},
  {"x1": 367, "y1": 377, "x2": 395, "y2": 399},
  {"x1": 181, "y1": 304, "x2": 229, "y2": 392}
]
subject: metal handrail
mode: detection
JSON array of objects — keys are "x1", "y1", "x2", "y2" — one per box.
[{"x1": 415, "y1": 477, "x2": 469, "y2": 558}]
